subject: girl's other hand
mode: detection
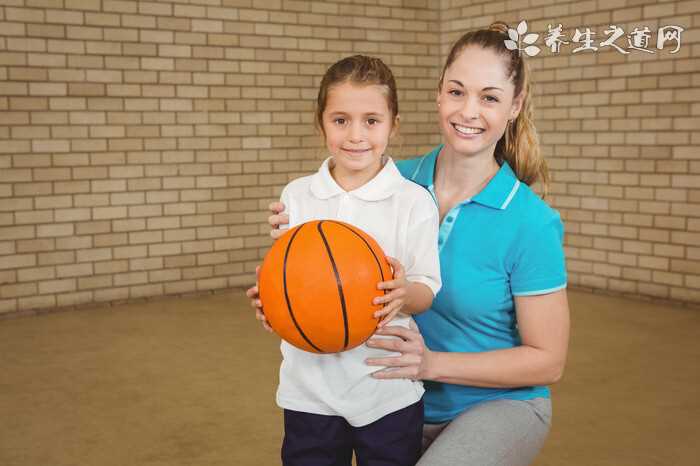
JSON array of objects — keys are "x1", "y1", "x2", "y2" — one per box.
[{"x1": 245, "y1": 265, "x2": 273, "y2": 332}]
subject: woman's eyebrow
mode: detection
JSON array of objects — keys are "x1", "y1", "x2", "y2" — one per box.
[{"x1": 448, "y1": 80, "x2": 504, "y2": 92}]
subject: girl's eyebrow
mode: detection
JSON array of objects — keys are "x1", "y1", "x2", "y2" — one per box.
[{"x1": 326, "y1": 110, "x2": 386, "y2": 117}]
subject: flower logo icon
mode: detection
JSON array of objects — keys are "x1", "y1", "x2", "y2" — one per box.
[{"x1": 505, "y1": 20, "x2": 541, "y2": 57}]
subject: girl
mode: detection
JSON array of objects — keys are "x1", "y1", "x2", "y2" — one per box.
[
  {"x1": 261, "y1": 23, "x2": 570, "y2": 466},
  {"x1": 249, "y1": 55, "x2": 441, "y2": 466}
]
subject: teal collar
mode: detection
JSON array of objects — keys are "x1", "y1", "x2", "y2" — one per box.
[{"x1": 410, "y1": 145, "x2": 521, "y2": 210}]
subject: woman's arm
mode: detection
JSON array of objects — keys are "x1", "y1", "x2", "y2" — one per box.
[{"x1": 366, "y1": 289, "x2": 570, "y2": 387}]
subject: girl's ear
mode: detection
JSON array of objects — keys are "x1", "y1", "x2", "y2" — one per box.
[
  {"x1": 390, "y1": 114, "x2": 401, "y2": 138},
  {"x1": 510, "y1": 92, "x2": 525, "y2": 120}
]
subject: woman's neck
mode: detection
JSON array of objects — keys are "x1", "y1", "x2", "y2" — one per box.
[{"x1": 434, "y1": 145, "x2": 500, "y2": 202}]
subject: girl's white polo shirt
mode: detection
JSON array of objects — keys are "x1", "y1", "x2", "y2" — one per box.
[{"x1": 275, "y1": 156, "x2": 441, "y2": 427}]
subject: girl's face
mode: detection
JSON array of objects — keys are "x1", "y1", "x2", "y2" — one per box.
[
  {"x1": 437, "y1": 46, "x2": 523, "y2": 161},
  {"x1": 321, "y1": 82, "x2": 396, "y2": 185}
]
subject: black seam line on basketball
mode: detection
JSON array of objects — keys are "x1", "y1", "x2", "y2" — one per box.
[
  {"x1": 283, "y1": 223, "x2": 323, "y2": 353},
  {"x1": 333, "y1": 221, "x2": 387, "y2": 290},
  {"x1": 317, "y1": 221, "x2": 349, "y2": 350}
]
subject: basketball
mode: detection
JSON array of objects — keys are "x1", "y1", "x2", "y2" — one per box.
[{"x1": 258, "y1": 220, "x2": 393, "y2": 354}]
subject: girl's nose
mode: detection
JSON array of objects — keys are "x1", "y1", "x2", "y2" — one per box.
[{"x1": 348, "y1": 122, "x2": 365, "y2": 142}]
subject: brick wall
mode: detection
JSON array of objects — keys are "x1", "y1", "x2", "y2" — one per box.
[
  {"x1": 1, "y1": 0, "x2": 698, "y2": 316},
  {"x1": 440, "y1": 0, "x2": 699, "y2": 306},
  {"x1": 0, "y1": 0, "x2": 440, "y2": 315}
]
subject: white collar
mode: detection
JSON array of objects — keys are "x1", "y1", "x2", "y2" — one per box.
[{"x1": 309, "y1": 156, "x2": 405, "y2": 201}]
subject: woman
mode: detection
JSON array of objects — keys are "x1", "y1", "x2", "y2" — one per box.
[{"x1": 251, "y1": 22, "x2": 570, "y2": 466}]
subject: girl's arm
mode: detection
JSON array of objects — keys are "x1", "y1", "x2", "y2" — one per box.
[
  {"x1": 374, "y1": 205, "x2": 441, "y2": 324},
  {"x1": 366, "y1": 289, "x2": 570, "y2": 387}
]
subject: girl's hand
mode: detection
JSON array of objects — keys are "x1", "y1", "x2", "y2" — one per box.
[
  {"x1": 245, "y1": 265, "x2": 273, "y2": 332},
  {"x1": 373, "y1": 256, "x2": 407, "y2": 327},
  {"x1": 365, "y1": 320, "x2": 431, "y2": 381},
  {"x1": 268, "y1": 201, "x2": 289, "y2": 240}
]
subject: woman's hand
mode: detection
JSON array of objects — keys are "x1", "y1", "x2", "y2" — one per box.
[
  {"x1": 245, "y1": 265, "x2": 273, "y2": 332},
  {"x1": 373, "y1": 256, "x2": 407, "y2": 327},
  {"x1": 268, "y1": 201, "x2": 289, "y2": 240},
  {"x1": 365, "y1": 320, "x2": 432, "y2": 381}
]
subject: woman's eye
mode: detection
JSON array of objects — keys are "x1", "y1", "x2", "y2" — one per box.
[
  {"x1": 484, "y1": 95, "x2": 499, "y2": 103},
  {"x1": 367, "y1": 118, "x2": 378, "y2": 125},
  {"x1": 448, "y1": 89, "x2": 462, "y2": 97}
]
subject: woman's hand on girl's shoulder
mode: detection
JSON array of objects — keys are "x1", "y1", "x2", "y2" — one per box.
[{"x1": 268, "y1": 201, "x2": 289, "y2": 240}]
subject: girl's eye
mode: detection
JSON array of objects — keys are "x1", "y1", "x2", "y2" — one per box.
[
  {"x1": 367, "y1": 118, "x2": 378, "y2": 125},
  {"x1": 334, "y1": 118, "x2": 346, "y2": 125}
]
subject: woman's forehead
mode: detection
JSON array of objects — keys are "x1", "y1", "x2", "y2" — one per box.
[{"x1": 445, "y1": 46, "x2": 513, "y2": 88}]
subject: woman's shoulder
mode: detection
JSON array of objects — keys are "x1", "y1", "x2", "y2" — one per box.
[
  {"x1": 394, "y1": 157, "x2": 422, "y2": 181},
  {"x1": 394, "y1": 146, "x2": 441, "y2": 181},
  {"x1": 510, "y1": 182, "x2": 563, "y2": 230}
]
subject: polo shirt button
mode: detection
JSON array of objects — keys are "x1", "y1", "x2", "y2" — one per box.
[{"x1": 446, "y1": 216, "x2": 453, "y2": 223}]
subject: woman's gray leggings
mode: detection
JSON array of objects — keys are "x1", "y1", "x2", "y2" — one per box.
[{"x1": 418, "y1": 398, "x2": 552, "y2": 466}]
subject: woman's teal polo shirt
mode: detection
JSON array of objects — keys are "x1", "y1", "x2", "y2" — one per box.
[{"x1": 396, "y1": 145, "x2": 567, "y2": 424}]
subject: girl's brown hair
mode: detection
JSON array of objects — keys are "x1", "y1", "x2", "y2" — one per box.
[
  {"x1": 439, "y1": 22, "x2": 549, "y2": 195},
  {"x1": 315, "y1": 55, "x2": 399, "y2": 135}
]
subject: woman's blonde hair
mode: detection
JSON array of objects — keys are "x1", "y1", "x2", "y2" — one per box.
[{"x1": 439, "y1": 22, "x2": 549, "y2": 195}]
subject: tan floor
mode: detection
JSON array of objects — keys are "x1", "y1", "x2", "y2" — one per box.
[{"x1": 1, "y1": 289, "x2": 698, "y2": 466}]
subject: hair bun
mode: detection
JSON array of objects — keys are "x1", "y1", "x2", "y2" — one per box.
[{"x1": 487, "y1": 21, "x2": 510, "y2": 35}]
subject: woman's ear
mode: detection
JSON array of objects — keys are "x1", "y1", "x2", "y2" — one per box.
[
  {"x1": 510, "y1": 92, "x2": 525, "y2": 120},
  {"x1": 390, "y1": 114, "x2": 401, "y2": 138}
]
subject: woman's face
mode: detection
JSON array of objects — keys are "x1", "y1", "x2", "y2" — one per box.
[{"x1": 437, "y1": 46, "x2": 523, "y2": 160}]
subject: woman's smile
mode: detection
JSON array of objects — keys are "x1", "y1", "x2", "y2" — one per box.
[{"x1": 451, "y1": 122, "x2": 485, "y2": 137}]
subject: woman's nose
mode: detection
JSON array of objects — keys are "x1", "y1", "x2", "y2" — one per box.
[{"x1": 460, "y1": 96, "x2": 480, "y2": 120}]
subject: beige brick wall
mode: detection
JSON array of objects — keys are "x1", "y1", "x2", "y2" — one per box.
[
  {"x1": 440, "y1": 0, "x2": 699, "y2": 306},
  {"x1": 1, "y1": 0, "x2": 698, "y2": 316},
  {"x1": 0, "y1": 0, "x2": 441, "y2": 315}
]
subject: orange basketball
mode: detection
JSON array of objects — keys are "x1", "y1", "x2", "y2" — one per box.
[{"x1": 258, "y1": 220, "x2": 393, "y2": 354}]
